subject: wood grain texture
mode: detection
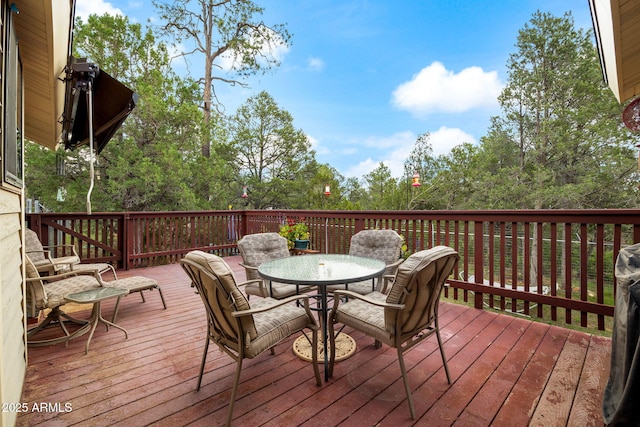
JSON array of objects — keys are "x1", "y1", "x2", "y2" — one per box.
[{"x1": 18, "y1": 256, "x2": 611, "y2": 426}]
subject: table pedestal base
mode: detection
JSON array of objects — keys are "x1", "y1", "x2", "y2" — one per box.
[{"x1": 292, "y1": 333, "x2": 356, "y2": 362}]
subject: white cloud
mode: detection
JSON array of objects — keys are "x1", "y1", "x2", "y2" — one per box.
[
  {"x1": 429, "y1": 126, "x2": 476, "y2": 157},
  {"x1": 391, "y1": 61, "x2": 503, "y2": 116},
  {"x1": 341, "y1": 128, "x2": 476, "y2": 179},
  {"x1": 343, "y1": 132, "x2": 416, "y2": 179},
  {"x1": 75, "y1": 0, "x2": 123, "y2": 20},
  {"x1": 308, "y1": 57, "x2": 325, "y2": 71}
]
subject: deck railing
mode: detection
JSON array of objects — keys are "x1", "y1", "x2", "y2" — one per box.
[{"x1": 27, "y1": 209, "x2": 640, "y2": 332}]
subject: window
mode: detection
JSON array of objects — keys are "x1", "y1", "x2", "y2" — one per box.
[{"x1": 2, "y1": 8, "x2": 22, "y2": 188}]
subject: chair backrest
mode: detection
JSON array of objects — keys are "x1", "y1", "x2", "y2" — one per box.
[
  {"x1": 349, "y1": 229, "x2": 403, "y2": 266},
  {"x1": 24, "y1": 255, "x2": 47, "y2": 313},
  {"x1": 180, "y1": 251, "x2": 257, "y2": 351},
  {"x1": 385, "y1": 246, "x2": 458, "y2": 337},
  {"x1": 25, "y1": 228, "x2": 47, "y2": 263},
  {"x1": 237, "y1": 233, "x2": 290, "y2": 280}
]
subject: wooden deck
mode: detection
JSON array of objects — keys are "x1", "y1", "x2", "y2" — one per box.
[{"x1": 18, "y1": 255, "x2": 612, "y2": 426}]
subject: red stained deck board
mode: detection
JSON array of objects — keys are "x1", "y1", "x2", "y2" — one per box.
[
  {"x1": 529, "y1": 330, "x2": 591, "y2": 425},
  {"x1": 492, "y1": 324, "x2": 571, "y2": 426},
  {"x1": 568, "y1": 335, "x2": 611, "y2": 427},
  {"x1": 18, "y1": 260, "x2": 611, "y2": 427}
]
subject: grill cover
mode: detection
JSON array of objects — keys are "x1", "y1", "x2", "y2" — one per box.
[{"x1": 603, "y1": 243, "x2": 640, "y2": 425}]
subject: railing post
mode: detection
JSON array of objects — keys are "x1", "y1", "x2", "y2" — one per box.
[
  {"x1": 473, "y1": 220, "x2": 484, "y2": 310},
  {"x1": 122, "y1": 213, "x2": 131, "y2": 270},
  {"x1": 240, "y1": 211, "x2": 249, "y2": 238}
]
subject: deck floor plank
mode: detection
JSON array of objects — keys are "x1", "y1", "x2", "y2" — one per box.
[
  {"x1": 530, "y1": 330, "x2": 591, "y2": 426},
  {"x1": 18, "y1": 257, "x2": 611, "y2": 426}
]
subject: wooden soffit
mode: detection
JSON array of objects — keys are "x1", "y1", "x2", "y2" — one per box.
[
  {"x1": 590, "y1": 0, "x2": 640, "y2": 103},
  {"x1": 13, "y1": 0, "x2": 74, "y2": 150}
]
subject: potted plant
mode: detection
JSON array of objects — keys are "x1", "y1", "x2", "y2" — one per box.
[{"x1": 279, "y1": 218, "x2": 310, "y2": 250}]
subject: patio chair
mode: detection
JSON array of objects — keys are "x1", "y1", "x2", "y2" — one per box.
[
  {"x1": 25, "y1": 228, "x2": 81, "y2": 275},
  {"x1": 180, "y1": 250, "x2": 321, "y2": 426},
  {"x1": 25, "y1": 228, "x2": 116, "y2": 278},
  {"x1": 25, "y1": 255, "x2": 102, "y2": 346},
  {"x1": 327, "y1": 229, "x2": 404, "y2": 294},
  {"x1": 237, "y1": 232, "x2": 314, "y2": 299},
  {"x1": 328, "y1": 246, "x2": 458, "y2": 419}
]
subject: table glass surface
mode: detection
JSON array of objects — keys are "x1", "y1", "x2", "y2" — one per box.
[
  {"x1": 258, "y1": 254, "x2": 386, "y2": 285},
  {"x1": 66, "y1": 287, "x2": 128, "y2": 303}
]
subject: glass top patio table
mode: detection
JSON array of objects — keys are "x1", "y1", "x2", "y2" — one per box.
[
  {"x1": 258, "y1": 254, "x2": 386, "y2": 381},
  {"x1": 258, "y1": 254, "x2": 386, "y2": 285}
]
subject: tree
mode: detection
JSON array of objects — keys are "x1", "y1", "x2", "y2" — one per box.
[
  {"x1": 476, "y1": 11, "x2": 640, "y2": 288},
  {"x1": 363, "y1": 163, "x2": 396, "y2": 210},
  {"x1": 153, "y1": 0, "x2": 291, "y2": 158},
  {"x1": 72, "y1": 14, "x2": 214, "y2": 211},
  {"x1": 484, "y1": 11, "x2": 637, "y2": 210},
  {"x1": 228, "y1": 91, "x2": 314, "y2": 209},
  {"x1": 402, "y1": 133, "x2": 441, "y2": 210}
]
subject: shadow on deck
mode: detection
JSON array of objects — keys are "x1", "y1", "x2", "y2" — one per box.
[{"x1": 18, "y1": 256, "x2": 611, "y2": 426}]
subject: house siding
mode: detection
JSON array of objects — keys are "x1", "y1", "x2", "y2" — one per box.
[{"x1": 0, "y1": 188, "x2": 25, "y2": 427}]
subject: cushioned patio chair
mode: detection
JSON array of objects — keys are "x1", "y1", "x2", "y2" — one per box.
[
  {"x1": 25, "y1": 255, "x2": 102, "y2": 346},
  {"x1": 180, "y1": 251, "x2": 321, "y2": 426},
  {"x1": 25, "y1": 228, "x2": 81, "y2": 275},
  {"x1": 329, "y1": 246, "x2": 459, "y2": 419},
  {"x1": 237, "y1": 232, "x2": 314, "y2": 298},
  {"x1": 25, "y1": 228, "x2": 116, "y2": 278},
  {"x1": 327, "y1": 229, "x2": 404, "y2": 294}
]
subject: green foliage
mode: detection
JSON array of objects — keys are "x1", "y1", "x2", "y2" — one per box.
[
  {"x1": 278, "y1": 218, "x2": 310, "y2": 249},
  {"x1": 229, "y1": 91, "x2": 316, "y2": 209},
  {"x1": 23, "y1": 9, "x2": 640, "y2": 214}
]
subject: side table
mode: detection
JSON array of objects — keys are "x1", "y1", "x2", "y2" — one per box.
[{"x1": 66, "y1": 287, "x2": 129, "y2": 354}]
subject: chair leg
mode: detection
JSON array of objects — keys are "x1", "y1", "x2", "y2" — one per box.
[
  {"x1": 139, "y1": 290, "x2": 147, "y2": 303},
  {"x1": 435, "y1": 321, "x2": 451, "y2": 384},
  {"x1": 226, "y1": 358, "x2": 243, "y2": 427},
  {"x1": 197, "y1": 334, "x2": 211, "y2": 391},
  {"x1": 397, "y1": 347, "x2": 416, "y2": 420},
  {"x1": 328, "y1": 318, "x2": 336, "y2": 378},
  {"x1": 158, "y1": 287, "x2": 167, "y2": 309}
]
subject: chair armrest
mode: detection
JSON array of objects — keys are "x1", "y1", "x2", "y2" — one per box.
[
  {"x1": 238, "y1": 262, "x2": 258, "y2": 272},
  {"x1": 387, "y1": 258, "x2": 404, "y2": 270},
  {"x1": 232, "y1": 294, "x2": 310, "y2": 316},
  {"x1": 42, "y1": 244, "x2": 79, "y2": 257},
  {"x1": 232, "y1": 294, "x2": 318, "y2": 328},
  {"x1": 380, "y1": 274, "x2": 396, "y2": 294},
  {"x1": 27, "y1": 269, "x2": 101, "y2": 283},
  {"x1": 235, "y1": 278, "x2": 263, "y2": 287},
  {"x1": 26, "y1": 249, "x2": 53, "y2": 260},
  {"x1": 332, "y1": 289, "x2": 405, "y2": 310}
]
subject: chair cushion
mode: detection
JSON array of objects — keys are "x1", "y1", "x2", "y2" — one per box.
[
  {"x1": 44, "y1": 276, "x2": 102, "y2": 309},
  {"x1": 238, "y1": 233, "x2": 290, "y2": 281},
  {"x1": 349, "y1": 229, "x2": 403, "y2": 265},
  {"x1": 25, "y1": 229, "x2": 46, "y2": 263},
  {"x1": 326, "y1": 279, "x2": 376, "y2": 295},
  {"x1": 184, "y1": 251, "x2": 257, "y2": 339},
  {"x1": 334, "y1": 291, "x2": 391, "y2": 344},
  {"x1": 386, "y1": 246, "x2": 458, "y2": 335},
  {"x1": 245, "y1": 281, "x2": 313, "y2": 299},
  {"x1": 104, "y1": 276, "x2": 158, "y2": 292},
  {"x1": 245, "y1": 297, "x2": 311, "y2": 357}
]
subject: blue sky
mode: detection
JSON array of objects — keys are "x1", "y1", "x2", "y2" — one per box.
[{"x1": 76, "y1": 1, "x2": 596, "y2": 180}]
